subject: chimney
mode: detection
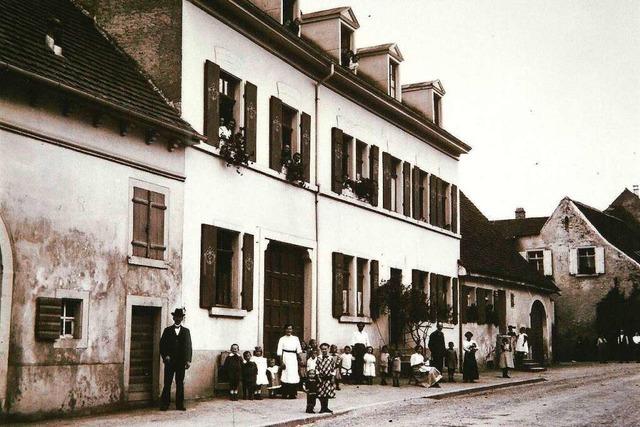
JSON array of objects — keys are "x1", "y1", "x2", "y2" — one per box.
[
  {"x1": 401, "y1": 80, "x2": 445, "y2": 125},
  {"x1": 515, "y1": 207, "x2": 526, "y2": 219},
  {"x1": 633, "y1": 185, "x2": 639, "y2": 196}
]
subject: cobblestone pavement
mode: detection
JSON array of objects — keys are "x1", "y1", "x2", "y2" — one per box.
[{"x1": 306, "y1": 363, "x2": 640, "y2": 427}]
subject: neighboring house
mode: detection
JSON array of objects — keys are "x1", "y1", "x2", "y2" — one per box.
[
  {"x1": 78, "y1": 0, "x2": 471, "y2": 399},
  {"x1": 0, "y1": 0, "x2": 200, "y2": 418},
  {"x1": 492, "y1": 191, "x2": 640, "y2": 361},
  {"x1": 459, "y1": 193, "x2": 558, "y2": 367}
]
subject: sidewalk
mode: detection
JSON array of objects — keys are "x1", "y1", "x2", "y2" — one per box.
[{"x1": 12, "y1": 371, "x2": 547, "y2": 427}]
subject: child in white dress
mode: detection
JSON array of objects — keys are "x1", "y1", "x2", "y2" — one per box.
[
  {"x1": 363, "y1": 346, "x2": 376, "y2": 385},
  {"x1": 340, "y1": 346, "x2": 355, "y2": 384},
  {"x1": 251, "y1": 346, "x2": 268, "y2": 400},
  {"x1": 266, "y1": 358, "x2": 281, "y2": 398}
]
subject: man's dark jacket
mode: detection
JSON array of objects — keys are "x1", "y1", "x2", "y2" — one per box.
[
  {"x1": 428, "y1": 329, "x2": 446, "y2": 357},
  {"x1": 160, "y1": 325, "x2": 193, "y2": 364}
]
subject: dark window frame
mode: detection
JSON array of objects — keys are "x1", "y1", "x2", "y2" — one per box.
[
  {"x1": 577, "y1": 247, "x2": 596, "y2": 275},
  {"x1": 527, "y1": 250, "x2": 545, "y2": 273},
  {"x1": 215, "y1": 228, "x2": 238, "y2": 308}
]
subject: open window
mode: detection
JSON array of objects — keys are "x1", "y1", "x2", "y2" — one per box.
[
  {"x1": 434, "y1": 93, "x2": 442, "y2": 126},
  {"x1": 341, "y1": 133, "x2": 353, "y2": 181},
  {"x1": 340, "y1": 24, "x2": 354, "y2": 67},
  {"x1": 355, "y1": 140, "x2": 367, "y2": 180},
  {"x1": 388, "y1": 60, "x2": 399, "y2": 98},
  {"x1": 218, "y1": 71, "x2": 240, "y2": 136},
  {"x1": 282, "y1": 0, "x2": 299, "y2": 33}
]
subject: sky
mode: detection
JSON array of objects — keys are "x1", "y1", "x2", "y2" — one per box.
[{"x1": 301, "y1": 0, "x2": 640, "y2": 219}]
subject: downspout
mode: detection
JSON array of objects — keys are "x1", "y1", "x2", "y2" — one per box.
[
  {"x1": 314, "y1": 64, "x2": 335, "y2": 341},
  {"x1": 458, "y1": 262, "x2": 466, "y2": 370}
]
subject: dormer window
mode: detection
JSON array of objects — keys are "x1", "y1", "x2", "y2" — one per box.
[
  {"x1": 340, "y1": 24, "x2": 354, "y2": 66},
  {"x1": 434, "y1": 93, "x2": 442, "y2": 126},
  {"x1": 389, "y1": 61, "x2": 398, "y2": 98},
  {"x1": 283, "y1": 0, "x2": 299, "y2": 33},
  {"x1": 46, "y1": 17, "x2": 63, "y2": 57}
]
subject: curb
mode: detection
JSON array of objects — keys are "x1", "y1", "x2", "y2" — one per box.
[{"x1": 266, "y1": 377, "x2": 547, "y2": 427}]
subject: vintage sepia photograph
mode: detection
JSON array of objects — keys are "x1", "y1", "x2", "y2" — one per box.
[{"x1": 0, "y1": 0, "x2": 638, "y2": 425}]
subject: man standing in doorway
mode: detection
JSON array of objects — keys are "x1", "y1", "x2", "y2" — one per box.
[
  {"x1": 428, "y1": 322, "x2": 446, "y2": 375},
  {"x1": 160, "y1": 308, "x2": 192, "y2": 411},
  {"x1": 351, "y1": 322, "x2": 370, "y2": 384}
]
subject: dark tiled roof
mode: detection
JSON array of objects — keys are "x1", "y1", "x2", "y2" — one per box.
[
  {"x1": 460, "y1": 192, "x2": 558, "y2": 293},
  {"x1": 572, "y1": 200, "x2": 640, "y2": 264},
  {"x1": 491, "y1": 216, "x2": 548, "y2": 238},
  {"x1": 0, "y1": 0, "x2": 198, "y2": 139}
]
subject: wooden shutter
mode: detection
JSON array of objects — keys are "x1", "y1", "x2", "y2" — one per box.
[
  {"x1": 412, "y1": 167, "x2": 421, "y2": 220},
  {"x1": 476, "y1": 288, "x2": 487, "y2": 324},
  {"x1": 429, "y1": 273, "x2": 437, "y2": 321},
  {"x1": 332, "y1": 252, "x2": 344, "y2": 318},
  {"x1": 244, "y1": 81, "x2": 257, "y2": 162},
  {"x1": 569, "y1": 248, "x2": 578, "y2": 275},
  {"x1": 200, "y1": 224, "x2": 218, "y2": 309},
  {"x1": 595, "y1": 247, "x2": 605, "y2": 274},
  {"x1": 269, "y1": 96, "x2": 283, "y2": 170},
  {"x1": 148, "y1": 191, "x2": 166, "y2": 260},
  {"x1": 204, "y1": 60, "x2": 220, "y2": 147},
  {"x1": 403, "y1": 162, "x2": 411, "y2": 216},
  {"x1": 132, "y1": 187, "x2": 150, "y2": 258},
  {"x1": 36, "y1": 297, "x2": 62, "y2": 341},
  {"x1": 331, "y1": 127, "x2": 344, "y2": 193},
  {"x1": 412, "y1": 269, "x2": 421, "y2": 290},
  {"x1": 300, "y1": 112, "x2": 311, "y2": 182},
  {"x1": 382, "y1": 152, "x2": 392, "y2": 210},
  {"x1": 242, "y1": 233, "x2": 254, "y2": 311},
  {"x1": 369, "y1": 260, "x2": 379, "y2": 317},
  {"x1": 452, "y1": 278, "x2": 459, "y2": 325},
  {"x1": 429, "y1": 175, "x2": 437, "y2": 225},
  {"x1": 496, "y1": 289, "x2": 506, "y2": 333},
  {"x1": 436, "y1": 177, "x2": 444, "y2": 227},
  {"x1": 451, "y1": 184, "x2": 458, "y2": 233},
  {"x1": 543, "y1": 249, "x2": 553, "y2": 276},
  {"x1": 369, "y1": 145, "x2": 379, "y2": 206}
]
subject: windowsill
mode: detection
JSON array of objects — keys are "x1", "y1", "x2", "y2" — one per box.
[
  {"x1": 54, "y1": 336, "x2": 87, "y2": 349},
  {"x1": 128, "y1": 256, "x2": 169, "y2": 269},
  {"x1": 574, "y1": 273, "x2": 600, "y2": 277},
  {"x1": 339, "y1": 315, "x2": 373, "y2": 324},
  {"x1": 209, "y1": 307, "x2": 248, "y2": 318}
]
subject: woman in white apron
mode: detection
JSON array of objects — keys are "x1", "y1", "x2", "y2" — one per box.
[{"x1": 276, "y1": 324, "x2": 302, "y2": 399}]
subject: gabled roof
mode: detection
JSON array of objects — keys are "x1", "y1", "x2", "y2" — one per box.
[
  {"x1": 605, "y1": 189, "x2": 640, "y2": 234},
  {"x1": 491, "y1": 216, "x2": 549, "y2": 239},
  {"x1": 357, "y1": 43, "x2": 404, "y2": 62},
  {"x1": 572, "y1": 200, "x2": 640, "y2": 264},
  {"x1": 0, "y1": 0, "x2": 200, "y2": 141},
  {"x1": 402, "y1": 80, "x2": 446, "y2": 96},
  {"x1": 460, "y1": 192, "x2": 558, "y2": 293},
  {"x1": 301, "y1": 6, "x2": 360, "y2": 29}
]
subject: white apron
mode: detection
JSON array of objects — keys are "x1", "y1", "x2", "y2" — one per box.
[
  {"x1": 251, "y1": 356, "x2": 269, "y2": 386},
  {"x1": 276, "y1": 335, "x2": 302, "y2": 384}
]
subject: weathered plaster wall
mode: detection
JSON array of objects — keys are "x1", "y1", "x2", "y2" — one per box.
[
  {"x1": 0, "y1": 87, "x2": 184, "y2": 417},
  {"x1": 516, "y1": 198, "x2": 640, "y2": 360}
]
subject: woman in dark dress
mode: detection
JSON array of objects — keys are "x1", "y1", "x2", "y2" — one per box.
[{"x1": 462, "y1": 331, "x2": 479, "y2": 383}]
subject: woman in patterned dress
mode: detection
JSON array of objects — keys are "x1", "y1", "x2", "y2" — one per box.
[{"x1": 316, "y1": 343, "x2": 336, "y2": 413}]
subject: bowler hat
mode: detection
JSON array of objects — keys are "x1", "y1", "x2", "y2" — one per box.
[{"x1": 171, "y1": 308, "x2": 185, "y2": 317}]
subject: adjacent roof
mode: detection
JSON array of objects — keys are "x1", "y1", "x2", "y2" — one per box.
[
  {"x1": 301, "y1": 6, "x2": 360, "y2": 29},
  {"x1": 0, "y1": 0, "x2": 200, "y2": 141},
  {"x1": 402, "y1": 80, "x2": 446, "y2": 96},
  {"x1": 572, "y1": 200, "x2": 640, "y2": 264},
  {"x1": 491, "y1": 216, "x2": 549, "y2": 239},
  {"x1": 357, "y1": 43, "x2": 404, "y2": 62},
  {"x1": 460, "y1": 192, "x2": 559, "y2": 293}
]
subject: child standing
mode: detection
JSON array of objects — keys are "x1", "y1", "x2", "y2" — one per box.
[
  {"x1": 391, "y1": 352, "x2": 402, "y2": 387},
  {"x1": 223, "y1": 344, "x2": 243, "y2": 401},
  {"x1": 241, "y1": 351, "x2": 258, "y2": 400},
  {"x1": 251, "y1": 346, "x2": 268, "y2": 400},
  {"x1": 445, "y1": 342, "x2": 458, "y2": 382},
  {"x1": 302, "y1": 369, "x2": 319, "y2": 413},
  {"x1": 266, "y1": 358, "x2": 281, "y2": 398},
  {"x1": 363, "y1": 346, "x2": 376, "y2": 385},
  {"x1": 330, "y1": 344, "x2": 342, "y2": 391},
  {"x1": 307, "y1": 348, "x2": 318, "y2": 372},
  {"x1": 340, "y1": 345, "x2": 354, "y2": 384},
  {"x1": 499, "y1": 336, "x2": 514, "y2": 378},
  {"x1": 379, "y1": 345, "x2": 390, "y2": 385}
]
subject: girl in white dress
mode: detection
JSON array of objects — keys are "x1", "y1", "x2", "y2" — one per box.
[
  {"x1": 276, "y1": 324, "x2": 302, "y2": 399},
  {"x1": 251, "y1": 347, "x2": 268, "y2": 400},
  {"x1": 363, "y1": 346, "x2": 376, "y2": 385}
]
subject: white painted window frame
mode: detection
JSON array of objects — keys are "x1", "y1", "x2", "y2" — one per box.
[{"x1": 53, "y1": 289, "x2": 90, "y2": 349}]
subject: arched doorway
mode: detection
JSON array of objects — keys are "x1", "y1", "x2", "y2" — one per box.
[
  {"x1": 530, "y1": 300, "x2": 547, "y2": 364},
  {"x1": 0, "y1": 215, "x2": 14, "y2": 411}
]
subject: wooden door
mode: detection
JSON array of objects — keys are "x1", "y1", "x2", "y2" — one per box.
[
  {"x1": 129, "y1": 306, "x2": 159, "y2": 403},
  {"x1": 530, "y1": 301, "x2": 546, "y2": 364},
  {"x1": 264, "y1": 243, "x2": 305, "y2": 357},
  {"x1": 497, "y1": 290, "x2": 507, "y2": 334}
]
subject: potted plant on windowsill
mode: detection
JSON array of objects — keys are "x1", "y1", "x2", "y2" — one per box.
[
  {"x1": 281, "y1": 148, "x2": 306, "y2": 187},
  {"x1": 343, "y1": 176, "x2": 375, "y2": 204},
  {"x1": 219, "y1": 118, "x2": 252, "y2": 173}
]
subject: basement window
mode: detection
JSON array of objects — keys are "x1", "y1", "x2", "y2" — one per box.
[{"x1": 60, "y1": 299, "x2": 82, "y2": 339}]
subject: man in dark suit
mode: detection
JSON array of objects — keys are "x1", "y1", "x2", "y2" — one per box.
[
  {"x1": 160, "y1": 308, "x2": 192, "y2": 411},
  {"x1": 428, "y1": 322, "x2": 446, "y2": 374}
]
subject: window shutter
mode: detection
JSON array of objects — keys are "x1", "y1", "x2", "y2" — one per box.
[
  {"x1": 543, "y1": 249, "x2": 553, "y2": 276},
  {"x1": 402, "y1": 162, "x2": 411, "y2": 216},
  {"x1": 269, "y1": 96, "x2": 283, "y2": 171},
  {"x1": 429, "y1": 273, "x2": 437, "y2": 321},
  {"x1": 569, "y1": 248, "x2": 578, "y2": 275},
  {"x1": 369, "y1": 260, "x2": 379, "y2": 317},
  {"x1": 412, "y1": 167, "x2": 421, "y2": 220},
  {"x1": 200, "y1": 224, "x2": 218, "y2": 309},
  {"x1": 451, "y1": 184, "x2": 458, "y2": 233},
  {"x1": 300, "y1": 112, "x2": 311, "y2": 182},
  {"x1": 204, "y1": 60, "x2": 220, "y2": 147},
  {"x1": 132, "y1": 187, "x2": 150, "y2": 258},
  {"x1": 452, "y1": 278, "x2": 459, "y2": 324},
  {"x1": 369, "y1": 145, "x2": 379, "y2": 206},
  {"x1": 595, "y1": 247, "x2": 605, "y2": 274},
  {"x1": 148, "y1": 191, "x2": 166, "y2": 261},
  {"x1": 244, "y1": 81, "x2": 257, "y2": 162},
  {"x1": 382, "y1": 152, "x2": 392, "y2": 210},
  {"x1": 242, "y1": 233, "x2": 254, "y2": 311},
  {"x1": 331, "y1": 127, "x2": 344, "y2": 193},
  {"x1": 436, "y1": 177, "x2": 444, "y2": 227},
  {"x1": 429, "y1": 175, "x2": 437, "y2": 225},
  {"x1": 36, "y1": 297, "x2": 62, "y2": 341},
  {"x1": 476, "y1": 288, "x2": 487, "y2": 324},
  {"x1": 332, "y1": 252, "x2": 344, "y2": 318},
  {"x1": 411, "y1": 269, "x2": 421, "y2": 291}
]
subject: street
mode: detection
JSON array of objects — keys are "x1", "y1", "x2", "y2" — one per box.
[{"x1": 306, "y1": 364, "x2": 640, "y2": 427}]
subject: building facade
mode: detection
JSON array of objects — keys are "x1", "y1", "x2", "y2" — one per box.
[{"x1": 493, "y1": 192, "x2": 640, "y2": 361}]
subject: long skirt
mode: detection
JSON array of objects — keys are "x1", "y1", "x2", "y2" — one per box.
[
  {"x1": 412, "y1": 365, "x2": 442, "y2": 387},
  {"x1": 463, "y1": 352, "x2": 479, "y2": 381},
  {"x1": 498, "y1": 350, "x2": 514, "y2": 369}
]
